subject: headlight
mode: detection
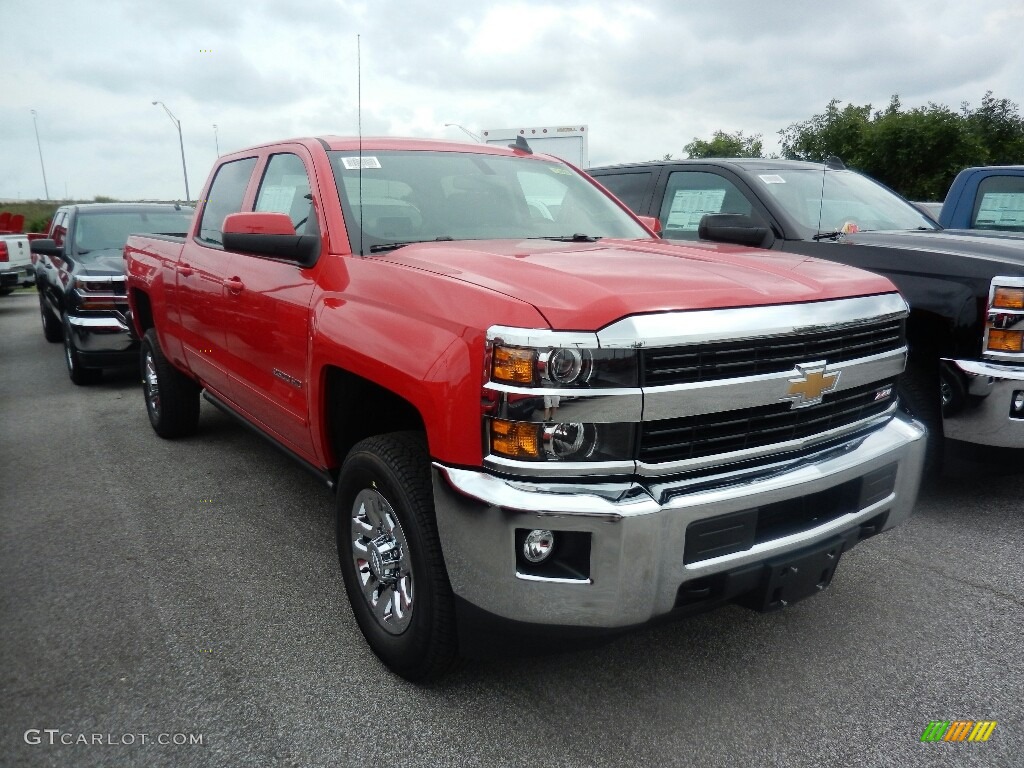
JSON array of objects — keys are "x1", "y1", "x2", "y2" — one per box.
[
  {"x1": 992, "y1": 286, "x2": 1024, "y2": 310},
  {"x1": 984, "y1": 278, "x2": 1024, "y2": 358},
  {"x1": 488, "y1": 418, "x2": 636, "y2": 462},
  {"x1": 490, "y1": 344, "x2": 637, "y2": 388},
  {"x1": 75, "y1": 276, "x2": 116, "y2": 292}
]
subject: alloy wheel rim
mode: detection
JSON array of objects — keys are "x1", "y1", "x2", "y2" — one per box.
[
  {"x1": 350, "y1": 487, "x2": 414, "y2": 635},
  {"x1": 940, "y1": 379, "x2": 952, "y2": 408},
  {"x1": 64, "y1": 332, "x2": 74, "y2": 372},
  {"x1": 144, "y1": 351, "x2": 161, "y2": 418}
]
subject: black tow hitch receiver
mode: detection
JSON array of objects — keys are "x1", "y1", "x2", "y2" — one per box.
[{"x1": 739, "y1": 531, "x2": 857, "y2": 612}]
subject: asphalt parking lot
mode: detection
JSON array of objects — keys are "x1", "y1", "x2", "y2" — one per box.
[{"x1": 2, "y1": 290, "x2": 1021, "y2": 768}]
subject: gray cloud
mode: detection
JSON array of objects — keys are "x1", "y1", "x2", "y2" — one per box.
[{"x1": 2, "y1": 0, "x2": 1021, "y2": 200}]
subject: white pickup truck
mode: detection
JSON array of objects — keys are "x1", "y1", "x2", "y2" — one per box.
[{"x1": 0, "y1": 234, "x2": 34, "y2": 295}]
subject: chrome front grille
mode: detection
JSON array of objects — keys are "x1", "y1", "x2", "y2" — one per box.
[
  {"x1": 641, "y1": 319, "x2": 904, "y2": 386},
  {"x1": 639, "y1": 379, "x2": 898, "y2": 465}
]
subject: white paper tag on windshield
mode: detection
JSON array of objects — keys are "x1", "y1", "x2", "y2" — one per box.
[
  {"x1": 759, "y1": 174, "x2": 785, "y2": 184},
  {"x1": 341, "y1": 156, "x2": 381, "y2": 170}
]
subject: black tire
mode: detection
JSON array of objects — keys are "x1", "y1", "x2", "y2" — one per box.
[
  {"x1": 336, "y1": 432, "x2": 460, "y2": 682},
  {"x1": 140, "y1": 328, "x2": 201, "y2": 438},
  {"x1": 898, "y1": 359, "x2": 944, "y2": 475},
  {"x1": 39, "y1": 293, "x2": 63, "y2": 343},
  {"x1": 63, "y1": 315, "x2": 102, "y2": 385}
]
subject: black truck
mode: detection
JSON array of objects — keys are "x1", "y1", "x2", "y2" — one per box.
[
  {"x1": 31, "y1": 203, "x2": 193, "y2": 384},
  {"x1": 590, "y1": 158, "x2": 1024, "y2": 466}
]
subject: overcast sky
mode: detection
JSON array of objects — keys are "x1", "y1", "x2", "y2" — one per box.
[{"x1": 2, "y1": 0, "x2": 1022, "y2": 201}]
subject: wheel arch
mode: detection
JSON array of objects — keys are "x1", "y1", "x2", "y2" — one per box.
[{"x1": 321, "y1": 366, "x2": 429, "y2": 469}]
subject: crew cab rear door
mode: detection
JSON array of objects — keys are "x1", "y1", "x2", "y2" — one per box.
[{"x1": 222, "y1": 148, "x2": 321, "y2": 459}]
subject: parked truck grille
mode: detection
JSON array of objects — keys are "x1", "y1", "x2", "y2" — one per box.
[
  {"x1": 639, "y1": 379, "x2": 898, "y2": 464},
  {"x1": 641, "y1": 319, "x2": 904, "y2": 386}
]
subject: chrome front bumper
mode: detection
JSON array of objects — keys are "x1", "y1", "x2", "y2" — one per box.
[
  {"x1": 942, "y1": 359, "x2": 1024, "y2": 448},
  {"x1": 432, "y1": 413, "x2": 926, "y2": 629},
  {"x1": 67, "y1": 314, "x2": 135, "y2": 355}
]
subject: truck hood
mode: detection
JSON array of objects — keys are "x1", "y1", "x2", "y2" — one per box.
[
  {"x1": 380, "y1": 238, "x2": 895, "y2": 329},
  {"x1": 76, "y1": 249, "x2": 128, "y2": 276},
  {"x1": 842, "y1": 230, "x2": 1024, "y2": 268}
]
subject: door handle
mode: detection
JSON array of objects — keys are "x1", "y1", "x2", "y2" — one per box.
[
  {"x1": 178, "y1": 263, "x2": 194, "y2": 277},
  {"x1": 225, "y1": 277, "x2": 245, "y2": 294}
]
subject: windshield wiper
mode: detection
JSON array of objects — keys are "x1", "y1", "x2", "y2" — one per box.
[
  {"x1": 529, "y1": 234, "x2": 602, "y2": 243},
  {"x1": 811, "y1": 231, "x2": 843, "y2": 241},
  {"x1": 368, "y1": 236, "x2": 454, "y2": 254}
]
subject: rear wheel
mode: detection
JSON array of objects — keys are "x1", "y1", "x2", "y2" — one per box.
[
  {"x1": 140, "y1": 328, "x2": 200, "y2": 438},
  {"x1": 63, "y1": 316, "x2": 102, "y2": 385},
  {"x1": 336, "y1": 432, "x2": 459, "y2": 682},
  {"x1": 39, "y1": 293, "x2": 63, "y2": 343}
]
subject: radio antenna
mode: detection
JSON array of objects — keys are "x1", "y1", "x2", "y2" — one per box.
[
  {"x1": 815, "y1": 156, "x2": 827, "y2": 238},
  {"x1": 357, "y1": 34, "x2": 364, "y2": 256}
]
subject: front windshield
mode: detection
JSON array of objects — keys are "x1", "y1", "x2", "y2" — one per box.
[
  {"x1": 328, "y1": 150, "x2": 649, "y2": 253},
  {"x1": 74, "y1": 209, "x2": 194, "y2": 255},
  {"x1": 753, "y1": 169, "x2": 938, "y2": 236}
]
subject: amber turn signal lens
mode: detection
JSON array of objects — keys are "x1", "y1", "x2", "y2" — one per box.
[
  {"x1": 492, "y1": 346, "x2": 536, "y2": 384},
  {"x1": 987, "y1": 329, "x2": 1024, "y2": 352},
  {"x1": 993, "y1": 287, "x2": 1024, "y2": 310},
  {"x1": 490, "y1": 419, "x2": 542, "y2": 459}
]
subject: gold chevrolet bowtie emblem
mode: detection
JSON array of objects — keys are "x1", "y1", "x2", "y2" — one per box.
[{"x1": 783, "y1": 361, "x2": 840, "y2": 408}]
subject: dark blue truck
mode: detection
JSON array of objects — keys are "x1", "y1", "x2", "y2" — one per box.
[{"x1": 939, "y1": 166, "x2": 1024, "y2": 234}]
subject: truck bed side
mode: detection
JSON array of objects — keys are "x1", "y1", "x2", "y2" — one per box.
[{"x1": 125, "y1": 234, "x2": 187, "y2": 364}]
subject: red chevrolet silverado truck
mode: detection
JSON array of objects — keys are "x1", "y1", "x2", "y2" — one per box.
[{"x1": 125, "y1": 137, "x2": 926, "y2": 681}]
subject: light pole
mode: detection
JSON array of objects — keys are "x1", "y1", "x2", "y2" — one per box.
[
  {"x1": 152, "y1": 101, "x2": 191, "y2": 201},
  {"x1": 213, "y1": 124, "x2": 220, "y2": 157},
  {"x1": 444, "y1": 123, "x2": 482, "y2": 142},
  {"x1": 30, "y1": 109, "x2": 50, "y2": 200}
]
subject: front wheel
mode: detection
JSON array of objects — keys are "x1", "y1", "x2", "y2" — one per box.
[
  {"x1": 140, "y1": 328, "x2": 200, "y2": 438},
  {"x1": 63, "y1": 316, "x2": 101, "y2": 385},
  {"x1": 898, "y1": 359, "x2": 944, "y2": 475},
  {"x1": 336, "y1": 432, "x2": 459, "y2": 682},
  {"x1": 40, "y1": 293, "x2": 63, "y2": 343}
]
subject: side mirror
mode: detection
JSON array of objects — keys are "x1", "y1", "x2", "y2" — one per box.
[
  {"x1": 637, "y1": 215, "x2": 662, "y2": 237},
  {"x1": 698, "y1": 213, "x2": 772, "y2": 248},
  {"x1": 221, "y1": 212, "x2": 320, "y2": 267},
  {"x1": 30, "y1": 238, "x2": 63, "y2": 257}
]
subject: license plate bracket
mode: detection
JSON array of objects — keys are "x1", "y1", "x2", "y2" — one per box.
[{"x1": 741, "y1": 535, "x2": 852, "y2": 612}]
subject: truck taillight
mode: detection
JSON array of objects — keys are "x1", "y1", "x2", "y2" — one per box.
[
  {"x1": 984, "y1": 277, "x2": 1024, "y2": 358},
  {"x1": 0, "y1": 242, "x2": 8, "y2": 262}
]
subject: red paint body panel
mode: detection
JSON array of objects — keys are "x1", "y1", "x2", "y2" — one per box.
[
  {"x1": 126, "y1": 137, "x2": 900, "y2": 473},
  {"x1": 223, "y1": 211, "x2": 296, "y2": 235},
  {"x1": 378, "y1": 237, "x2": 894, "y2": 330}
]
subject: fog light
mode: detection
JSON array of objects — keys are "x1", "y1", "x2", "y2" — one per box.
[
  {"x1": 523, "y1": 530, "x2": 555, "y2": 563},
  {"x1": 1013, "y1": 390, "x2": 1024, "y2": 414}
]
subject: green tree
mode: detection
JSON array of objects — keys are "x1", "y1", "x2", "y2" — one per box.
[
  {"x1": 962, "y1": 91, "x2": 1024, "y2": 165},
  {"x1": 684, "y1": 130, "x2": 763, "y2": 158},
  {"x1": 779, "y1": 93, "x2": 1024, "y2": 199},
  {"x1": 778, "y1": 99, "x2": 871, "y2": 166}
]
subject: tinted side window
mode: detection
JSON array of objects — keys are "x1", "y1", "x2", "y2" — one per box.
[
  {"x1": 254, "y1": 153, "x2": 318, "y2": 236},
  {"x1": 198, "y1": 157, "x2": 257, "y2": 246},
  {"x1": 972, "y1": 175, "x2": 1024, "y2": 232},
  {"x1": 51, "y1": 211, "x2": 69, "y2": 245},
  {"x1": 594, "y1": 171, "x2": 652, "y2": 212},
  {"x1": 659, "y1": 171, "x2": 755, "y2": 241}
]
